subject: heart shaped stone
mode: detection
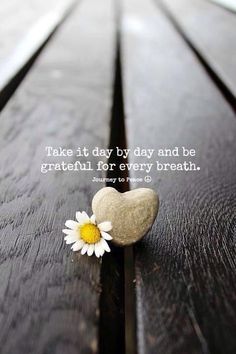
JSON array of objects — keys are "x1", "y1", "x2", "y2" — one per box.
[{"x1": 92, "y1": 187, "x2": 159, "y2": 246}]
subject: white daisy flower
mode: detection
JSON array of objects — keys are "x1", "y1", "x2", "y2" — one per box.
[{"x1": 62, "y1": 211, "x2": 112, "y2": 258}]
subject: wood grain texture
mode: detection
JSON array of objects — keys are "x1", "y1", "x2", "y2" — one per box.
[
  {"x1": 158, "y1": 0, "x2": 236, "y2": 100},
  {"x1": 121, "y1": 0, "x2": 236, "y2": 353},
  {"x1": 0, "y1": 0, "x2": 116, "y2": 353}
]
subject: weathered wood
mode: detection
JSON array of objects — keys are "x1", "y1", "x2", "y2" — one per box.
[
  {"x1": 121, "y1": 0, "x2": 236, "y2": 353},
  {"x1": 0, "y1": 0, "x2": 116, "y2": 353},
  {"x1": 158, "y1": 0, "x2": 236, "y2": 101},
  {"x1": 0, "y1": 0, "x2": 75, "y2": 105}
]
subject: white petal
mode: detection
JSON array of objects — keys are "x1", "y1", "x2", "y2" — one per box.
[
  {"x1": 65, "y1": 235, "x2": 78, "y2": 244},
  {"x1": 97, "y1": 240, "x2": 105, "y2": 257},
  {"x1": 82, "y1": 211, "x2": 90, "y2": 222},
  {"x1": 90, "y1": 214, "x2": 96, "y2": 224},
  {"x1": 81, "y1": 244, "x2": 89, "y2": 255},
  {"x1": 78, "y1": 211, "x2": 90, "y2": 225},
  {"x1": 101, "y1": 231, "x2": 113, "y2": 240},
  {"x1": 98, "y1": 221, "x2": 112, "y2": 232},
  {"x1": 87, "y1": 244, "x2": 95, "y2": 256},
  {"x1": 66, "y1": 240, "x2": 76, "y2": 245},
  {"x1": 62, "y1": 229, "x2": 76, "y2": 235},
  {"x1": 100, "y1": 247, "x2": 105, "y2": 257},
  {"x1": 76, "y1": 211, "x2": 83, "y2": 223},
  {"x1": 71, "y1": 240, "x2": 84, "y2": 251},
  {"x1": 95, "y1": 243, "x2": 101, "y2": 258},
  {"x1": 65, "y1": 220, "x2": 78, "y2": 229},
  {"x1": 100, "y1": 238, "x2": 111, "y2": 252}
]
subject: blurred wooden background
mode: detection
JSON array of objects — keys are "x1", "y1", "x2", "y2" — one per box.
[{"x1": 0, "y1": 0, "x2": 235, "y2": 353}]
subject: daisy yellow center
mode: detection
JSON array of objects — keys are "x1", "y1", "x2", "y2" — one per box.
[{"x1": 80, "y1": 223, "x2": 101, "y2": 244}]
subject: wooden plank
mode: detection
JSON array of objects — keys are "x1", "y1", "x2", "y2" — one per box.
[
  {"x1": 0, "y1": 0, "x2": 75, "y2": 102},
  {"x1": 0, "y1": 0, "x2": 116, "y2": 353},
  {"x1": 158, "y1": 0, "x2": 236, "y2": 101},
  {"x1": 121, "y1": 0, "x2": 236, "y2": 353}
]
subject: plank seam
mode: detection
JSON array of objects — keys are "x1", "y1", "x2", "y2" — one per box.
[
  {"x1": 99, "y1": 36, "x2": 137, "y2": 354},
  {"x1": 156, "y1": 0, "x2": 236, "y2": 114}
]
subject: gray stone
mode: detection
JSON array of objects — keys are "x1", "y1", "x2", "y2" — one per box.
[{"x1": 92, "y1": 187, "x2": 159, "y2": 246}]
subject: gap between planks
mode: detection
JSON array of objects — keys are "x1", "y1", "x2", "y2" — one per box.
[
  {"x1": 156, "y1": 0, "x2": 236, "y2": 114},
  {"x1": 99, "y1": 34, "x2": 137, "y2": 354}
]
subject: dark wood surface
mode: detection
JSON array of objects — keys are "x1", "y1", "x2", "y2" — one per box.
[
  {"x1": 121, "y1": 0, "x2": 236, "y2": 353},
  {"x1": 0, "y1": 0, "x2": 75, "y2": 102},
  {"x1": 1, "y1": 0, "x2": 236, "y2": 353},
  {"x1": 158, "y1": 0, "x2": 236, "y2": 100},
  {"x1": 0, "y1": 0, "x2": 116, "y2": 353}
]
